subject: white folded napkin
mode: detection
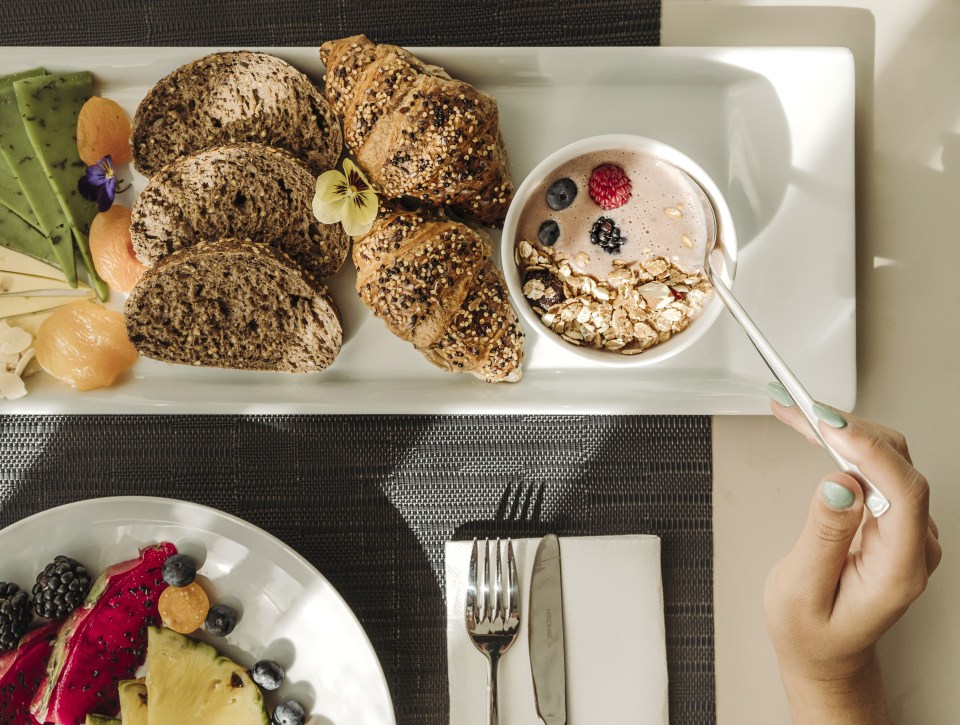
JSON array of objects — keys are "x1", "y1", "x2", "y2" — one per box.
[{"x1": 446, "y1": 535, "x2": 669, "y2": 725}]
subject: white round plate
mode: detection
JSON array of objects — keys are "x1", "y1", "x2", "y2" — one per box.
[{"x1": 0, "y1": 496, "x2": 395, "y2": 725}]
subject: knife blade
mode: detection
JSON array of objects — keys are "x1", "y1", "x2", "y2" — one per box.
[{"x1": 529, "y1": 533, "x2": 567, "y2": 725}]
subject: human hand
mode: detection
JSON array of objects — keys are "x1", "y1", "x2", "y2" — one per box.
[{"x1": 763, "y1": 385, "x2": 941, "y2": 723}]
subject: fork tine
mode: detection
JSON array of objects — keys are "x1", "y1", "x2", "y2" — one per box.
[
  {"x1": 481, "y1": 538, "x2": 491, "y2": 622},
  {"x1": 494, "y1": 537, "x2": 503, "y2": 620},
  {"x1": 507, "y1": 539, "x2": 519, "y2": 620},
  {"x1": 466, "y1": 538, "x2": 478, "y2": 625}
]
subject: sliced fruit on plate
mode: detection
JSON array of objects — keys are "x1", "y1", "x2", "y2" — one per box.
[
  {"x1": 84, "y1": 716, "x2": 120, "y2": 725},
  {"x1": 118, "y1": 678, "x2": 148, "y2": 725},
  {"x1": 145, "y1": 627, "x2": 269, "y2": 725},
  {"x1": 0, "y1": 69, "x2": 78, "y2": 287},
  {"x1": 34, "y1": 299, "x2": 138, "y2": 390},
  {"x1": 0, "y1": 621, "x2": 60, "y2": 725},
  {"x1": 30, "y1": 542, "x2": 177, "y2": 725},
  {"x1": 13, "y1": 72, "x2": 107, "y2": 300}
]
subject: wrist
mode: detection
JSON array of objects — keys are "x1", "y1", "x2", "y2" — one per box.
[{"x1": 779, "y1": 651, "x2": 890, "y2": 725}]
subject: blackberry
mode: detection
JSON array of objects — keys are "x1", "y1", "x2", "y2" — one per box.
[
  {"x1": 538, "y1": 219, "x2": 560, "y2": 247},
  {"x1": 32, "y1": 555, "x2": 91, "y2": 620},
  {"x1": 589, "y1": 216, "x2": 626, "y2": 254},
  {"x1": 546, "y1": 178, "x2": 577, "y2": 211},
  {"x1": 0, "y1": 582, "x2": 31, "y2": 652}
]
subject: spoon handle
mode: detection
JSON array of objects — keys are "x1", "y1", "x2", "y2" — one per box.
[{"x1": 707, "y1": 264, "x2": 890, "y2": 517}]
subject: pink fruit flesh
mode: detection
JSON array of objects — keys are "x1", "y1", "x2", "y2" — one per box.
[
  {"x1": 30, "y1": 542, "x2": 176, "y2": 725},
  {"x1": 0, "y1": 622, "x2": 60, "y2": 725}
]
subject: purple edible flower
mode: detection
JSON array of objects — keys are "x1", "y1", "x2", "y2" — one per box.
[{"x1": 78, "y1": 155, "x2": 117, "y2": 212}]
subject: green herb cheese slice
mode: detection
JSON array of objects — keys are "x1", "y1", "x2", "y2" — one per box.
[
  {"x1": 0, "y1": 69, "x2": 43, "y2": 231},
  {"x1": 0, "y1": 199, "x2": 61, "y2": 267},
  {"x1": 13, "y1": 72, "x2": 107, "y2": 300},
  {"x1": 0, "y1": 69, "x2": 77, "y2": 287}
]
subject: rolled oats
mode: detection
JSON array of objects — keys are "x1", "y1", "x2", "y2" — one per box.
[{"x1": 517, "y1": 238, "x2": 713, "y2": 356}]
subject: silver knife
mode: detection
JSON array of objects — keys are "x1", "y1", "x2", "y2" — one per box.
[{"x1": 529, "y1": 533, "x2": 567, "y2": 725}]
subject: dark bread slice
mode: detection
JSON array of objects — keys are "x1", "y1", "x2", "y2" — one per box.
[
  {"x1": 131, "y1": 143, "x2": 348, "y2": 278},
  {"x1": 132, "y1": 51, "x2": 342, "y2": 177},
  {"x1": 124, "y1": 239, "x2": 342, "y2": 373}
]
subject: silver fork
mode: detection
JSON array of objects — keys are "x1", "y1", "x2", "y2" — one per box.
[{"x1": 465, "y1": 538, "x2": 520, "y2": 725}]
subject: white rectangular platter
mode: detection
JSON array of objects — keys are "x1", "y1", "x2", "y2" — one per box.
[{"x1": 1, "y1": 46, "x2": 856, "y2": 414}]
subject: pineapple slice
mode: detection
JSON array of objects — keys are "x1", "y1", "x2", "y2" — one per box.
[
  {"x1": 118, "y1": 679, "x2": 148, "y2": 725},
  {"x1": 144, "y1": 627, "x2": 268, "y2": 725}
]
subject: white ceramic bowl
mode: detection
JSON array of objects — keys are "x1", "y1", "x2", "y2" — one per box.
[{"x1": 501, "y1": 134, "x2": 738, "y2": 367}]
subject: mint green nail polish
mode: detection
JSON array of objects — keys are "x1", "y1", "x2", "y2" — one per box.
[
  {"x1": 813, "y1": 403, "x2": 847, "y2": 429},
  {"x1": 767, "y1": 381, "x2": 794, "y2": 407},
  {"x1": 822, "y1": 480, "x2": 855, "y2": 510}
]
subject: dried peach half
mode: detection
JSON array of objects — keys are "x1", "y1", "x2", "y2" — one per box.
[
  {"x1": 89, "y1": 205, "x2": 147, "y2": 293},
  {"x1": 158, "y1": 582, "x2": 210, "y2": 634},
  {"x1": 77, "y1": 96, "x2": 132, "y2": 166},
  {"x1": 34, "y1": 299, "x2": 138, "y2": 390}
]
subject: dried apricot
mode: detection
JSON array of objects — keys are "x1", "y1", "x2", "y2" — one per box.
[
  {"x1": 89, "y1": 205, "x2": 147, "y2": 293},
  {"x1": 77, "y1": 96, "x2": 132, "y2": 166},
  {"x1": 34, "y1": 299, "x2": 138, "y2": 390},
  {"x1": 158, "y1": 582, "x2": 210, "y2": 634}
]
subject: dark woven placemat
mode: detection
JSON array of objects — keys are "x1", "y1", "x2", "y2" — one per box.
[
  {"x1": 0, "y1": 0, "x2": 658, "y2": 46},
  {"x1": 0, "y1": 415, "x2": 713, "y2": 723}
]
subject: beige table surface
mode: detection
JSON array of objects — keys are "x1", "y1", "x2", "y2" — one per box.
[{"x1": 663, "y1": 0, "x2": 959, "y2": 722}]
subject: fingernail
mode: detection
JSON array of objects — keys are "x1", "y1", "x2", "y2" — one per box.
[
  {"x1": 813, "y1": 403, "x2": 847, "y2": 429},
  {"x1": 767, "y1": 381, "x2": 794, "y2": 407},
  {"x1": 821, "y1": 480, "x2": 855, "y2": 510}
]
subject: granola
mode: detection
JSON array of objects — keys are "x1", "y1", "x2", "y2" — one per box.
[{"x1": 516, "y1": 239, "x2": 712, "y2": 355}]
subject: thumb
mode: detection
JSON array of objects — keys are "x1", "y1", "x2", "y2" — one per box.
[{"x1": 784, "y1": 475, "x2": 864, "y2": 614}]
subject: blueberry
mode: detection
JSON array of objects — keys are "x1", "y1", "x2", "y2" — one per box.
[
  {"x1": 546, "y1": 178, "x2": 577, "y2": 211},
  {"x1": 252, "y1": 659, "x2": 285, "y2": 691},
  {"x1": 273, "y1": 699, "x2": 305, "y2": 725},
  {"x1": 538, "y1": 220, "x2": 560, "y2": 247},
  {"x1": 161, "y1": 554, "x2": 197, "y2": 588},
  {"x1": 204, "y1": 604, "x2": 238, "y2": 636}
]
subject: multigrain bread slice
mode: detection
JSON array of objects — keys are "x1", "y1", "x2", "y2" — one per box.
[
  {"x1": 131, "y1": 143, "x2": 348, "y2": 278},
  {"x1": 124, "y1": 239, "x2": 342, "y2": 373},
  {"x1": 132, "y1": 51, "x2": 342, "y2": 177}
]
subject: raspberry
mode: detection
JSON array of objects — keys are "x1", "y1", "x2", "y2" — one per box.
[{"x1": 588, "y1": 164, "x2": 631, "y2": 210}]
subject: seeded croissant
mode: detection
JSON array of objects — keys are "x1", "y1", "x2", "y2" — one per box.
[
  {"x1": 353, "y1": 204, "x2": 524, "y2": 382},
  {"x1": 320, "y1": 35, "x2": 514, "y2": 227}
]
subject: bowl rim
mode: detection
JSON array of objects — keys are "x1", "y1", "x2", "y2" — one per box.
[{"x1": 501, "y1": 133, "x2": 739, "y2": 368}]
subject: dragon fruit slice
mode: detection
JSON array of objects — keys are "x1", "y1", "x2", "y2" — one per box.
[
  {"x1": 0, "y1": 621, "x2": 60, "y2": 725},
  {"x1": 30, "y1": 542, "x2": 176, "y2": 725}
]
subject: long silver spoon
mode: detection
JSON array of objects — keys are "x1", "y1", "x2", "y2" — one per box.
[{"x1": 688, "y1": 171, "x2": 890, "y2": 517}]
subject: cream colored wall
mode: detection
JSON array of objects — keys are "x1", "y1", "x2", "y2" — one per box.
[{"x1": 663, "y1": 1, "x2": 960, "y2": 722}]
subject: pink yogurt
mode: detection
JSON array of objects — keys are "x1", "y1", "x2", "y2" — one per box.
[{"x1": 516, "y1": 149, "x2": 710, "y2": 279}]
